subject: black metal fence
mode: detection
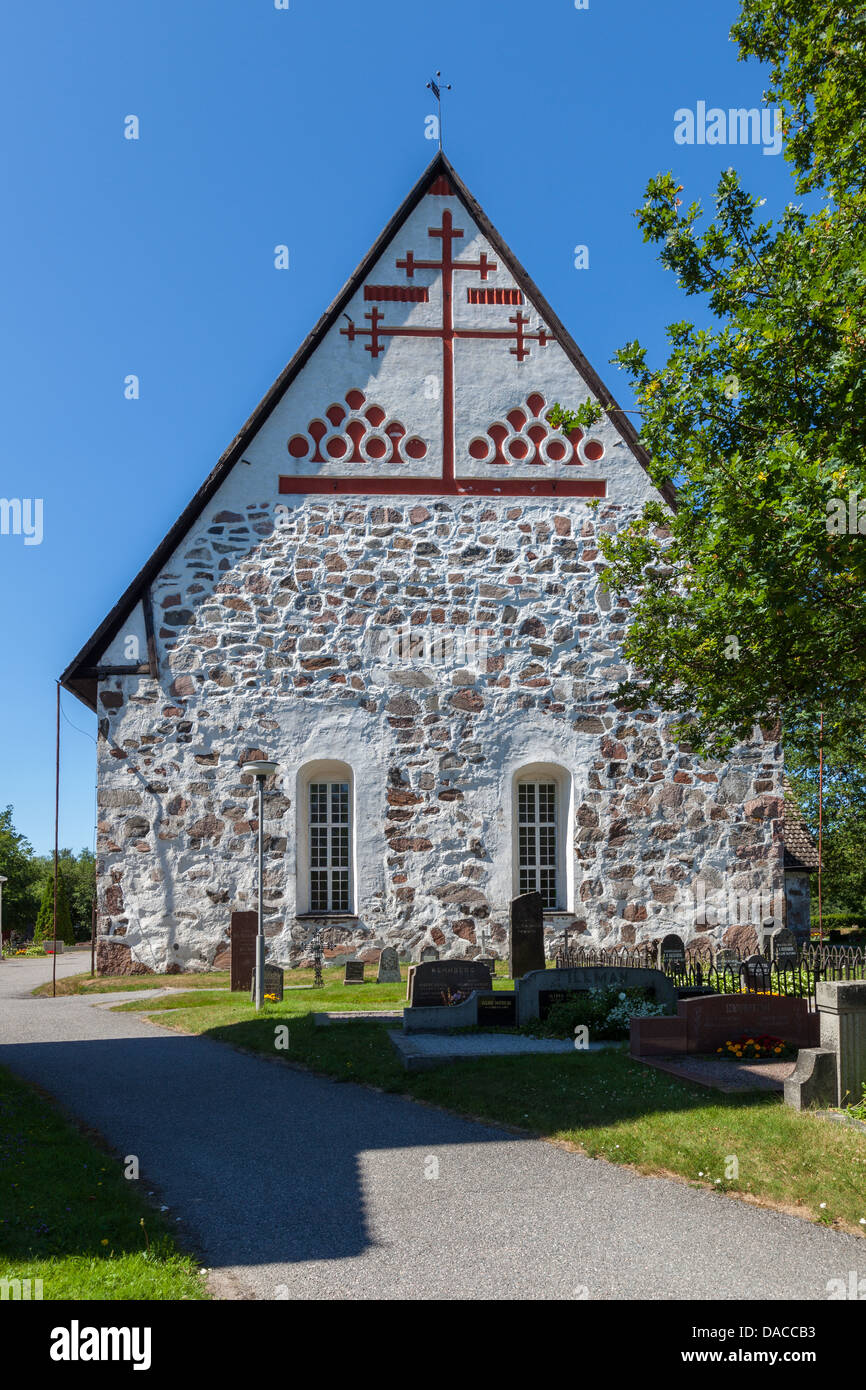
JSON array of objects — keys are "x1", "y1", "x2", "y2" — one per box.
[{"x1": 553, "y1": 941, "x2": 866, "y2": 1009}]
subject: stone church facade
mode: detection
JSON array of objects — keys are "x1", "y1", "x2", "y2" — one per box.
[{"x1": 62, "y1": 154, "x2": 793, "y2": 975}]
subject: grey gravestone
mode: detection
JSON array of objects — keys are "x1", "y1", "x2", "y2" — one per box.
[
  {"x1": 713, "y1": 946, "x2": 739, "y2": 968},
  {"x1": 250, "y1": 963, "x2": 284, "y2": 1003},
  {"x1": 509, "y1": 892, "x2": 545, "y2": 979},
  {"x1": 408, "y1": 959, "x2": 493, "y2": 1009},
  {"x1": 770, "y1": 927, "x2": 798, "y2": 969},
  {"x1": 741, "y1": 953, "x2": 772, "y2": 992},
  {"x1": 420, "y1": 946, "x2": 440, "y2": 963},
  {"x1": 344, "y1": 960, "x2": 365, "y2": 985},
  {"x1": 49, "y1": 940, "x2": 64, "y2": 954},
  {"x1": 657, "y1": 933, "x2": 686, "y2": 975},
  {"x1": 517, "y1": 966, "x2": 677, "y2": 1028},
  {"x1": 377, "y1": 947, "x2": 401, "y2": 984}
]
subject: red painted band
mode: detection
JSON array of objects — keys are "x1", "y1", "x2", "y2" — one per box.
[{"x1": 278, "y1": 476, "x2": 606, "y2": 497}]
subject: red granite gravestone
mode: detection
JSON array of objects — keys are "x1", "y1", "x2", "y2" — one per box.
[
  {"x1": 230, "y1": 911, "x2": 258, "y2": 992},
  {"x1": 630, "y1": 992, "x2": 819, "y2": 1057}
]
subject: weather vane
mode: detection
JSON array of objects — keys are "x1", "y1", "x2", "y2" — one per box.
[{"x1": 426, "y1": 70, "x2": 452, "y2": 151}]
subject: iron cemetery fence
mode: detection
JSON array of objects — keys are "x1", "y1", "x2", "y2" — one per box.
[{"x1": 554, "y1": 941, "x2": 866, "y2": 1009}]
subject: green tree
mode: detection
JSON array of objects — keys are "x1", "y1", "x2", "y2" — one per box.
[
  {"x1": 0, "y1": 806, "x2": 40, "y2": 939},
  {"x1": 34, "y1": 872, "x2": 75, "y2": 946},
  {"x1": 551, "y1": 0, "x2": 866, "y2": 759},
  {"x1": 786, "y1": 715, "x2": 866, "y2": 914}
]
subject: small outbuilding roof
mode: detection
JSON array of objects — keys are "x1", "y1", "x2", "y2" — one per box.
[{"x1": 782, "y1": 775, "x2": 820, "y2": 871}]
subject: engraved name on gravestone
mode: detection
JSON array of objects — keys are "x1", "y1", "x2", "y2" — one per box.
[
  {"x1": 476, "y1": 993, "x2": 517, "y2": 1028},
  {"x1": 377, "y1": 946, "x2": 401, "y2": 984},
  {"x1": 420, "y1": 946, "x2": 440, "y2": 963},
  {"x1": 344, "y1": 960, "x2": 365, "y2": 985},
  {"x1": 509, "y1": 892, "x2": 545, "y2": 980},
  {"x1": 250, "y1": 963, "x2": 284, "y2": 1003},
  {"x1": 408, "y1": 959, "x2": 492, "y2": 1009},
  {"x1": 230, "y1": 911, "x2": 258, "y2": 992},
  {"x1": 657, "y1": 933, "x2": 686, "y2": 975}
]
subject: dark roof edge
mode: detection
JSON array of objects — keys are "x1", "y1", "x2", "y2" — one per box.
[{"x1": 61, "y1": 150, "x2": 672, "y2": 709}]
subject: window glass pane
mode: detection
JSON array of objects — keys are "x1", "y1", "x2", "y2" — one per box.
[{"x1": 517, "y1": 779, "x2": 559, "y2": 909}]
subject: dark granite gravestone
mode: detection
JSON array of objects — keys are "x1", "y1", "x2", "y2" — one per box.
[
  {"x1": 509, "y1": 892, "x2": 545, "y2": 980},
  {"x1": 741, "y1": 953, "x2": 772, "y2": 992},
  {"x1": 250, "y1": 963, "x2": 284, "y2": 1003},
  {"x1": 344, "y1": 960, "x2": 365, "y2": 985},
  {"x1": 477, "y1": 956, "x2": 496, "y2": 978},
  {"x1": 420, "y1": 946, "x2": 440, "y2": 963},
  {"x1": 408, "y1": 959, "x2": 493, "y2": 1009},
  {"x1": 770, "y1": 927, "x2": 798, "y2": 969},
  {"x1": 476, "y1": 992, "x2": 517, "y2": 1028},
  {"x1": 377, "y1": 946, "x2": 401, "y2": 984},
  {"x1": 657, "y1": 933, "x2": 686, "y2": 975},
  {"x1": 230, "y1": 911, "x2": 258, "y2": 992}
]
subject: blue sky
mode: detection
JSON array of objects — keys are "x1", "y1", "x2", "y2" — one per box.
[{"x1": 0, "y1": 0, "x2": 799, "y2": 854}]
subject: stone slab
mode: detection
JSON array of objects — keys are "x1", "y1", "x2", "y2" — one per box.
[
  {"x1": 636, "y1": 1055, "x2": 797, "y2": 1094},
  {"x1": 313, "y1": 1011, "x2": 403, "y2": 1026},
  {"x1": 230, "y1": 911, "x2": 258, "y2": 993},
  {"x1": 631, "y1": 991, "x2": 819, "y2": 1057},
  {"x1": 389, "y1": 1030, "x2": 620, "y2": 1072}
]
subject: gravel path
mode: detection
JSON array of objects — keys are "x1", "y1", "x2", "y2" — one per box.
[{"x1": 1, "y1": 956, "x2": 862, "y2": 1301}]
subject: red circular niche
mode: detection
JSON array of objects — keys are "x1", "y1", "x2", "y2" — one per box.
[
  {"x1": 288, "y1": 435, "x2": 309, "y2": 458},
  {"x1": 584, "y1": 440, "x2": 604, "y2": 461}
]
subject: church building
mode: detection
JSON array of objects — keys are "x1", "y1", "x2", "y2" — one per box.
[{"x1": 61, "y1": 153, "x2": 797, "y2": 975}]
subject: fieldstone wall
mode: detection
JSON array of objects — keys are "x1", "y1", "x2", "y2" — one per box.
[{"x1": 95, "y1": 494, "x2": 784, "y2": 973}]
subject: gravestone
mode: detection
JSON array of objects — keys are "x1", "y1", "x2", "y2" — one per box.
[
  {"x1": 657, "y1": 933, "x2": 686, "y2": 975},
  {"x1": 517, "y1": 965, "x2": 677, "y2": 1027},
  {"x1": 770, "y1": 927, "x2": 798, "y2": 970},
  {"x1": 377, "y1": 947, "x2": 401, "y2": 984},
  {"x1": 250, "y1": 963, "x2": 284, "y2": 1003},
  {"x1": 420, "y1": 946, "x2": 440, "y2": 963},
  {"x1": 509, "y1": 892, "x2": 545, "y2": 979},
  {"x1": 631, "y1": 991, "x2": 819, "y2": 1057},
  {"x1": 408, "y1": 959, "x2": 493, "y2": 1009},
  {"x1": 344, "y1": 960, "x2": 365, "y2": 985},
  {"x1": 713, "y1": 946, "x2": 739, "y2": 970},
  {"x1": 48, "y1": 939, "x2": 64, "y2": 954},
  {"x1": 230, "y1": 911, "x2": 258, "y2": 992},
  {"x1": 477, "y1": 956, "x2": 496, "y2": 977},
  {"x1": 741, "y1": 953, "x2": 772, "y2": 992},
  {"x1": 476, "y1": 992, "x2": 517, "y2": 1028}
]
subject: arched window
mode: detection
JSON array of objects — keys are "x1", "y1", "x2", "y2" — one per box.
[
  {"x1": 297, "y1": 760, "x2": 355, "y2": 915},
  {"x1": 512, "y1": 763, "x2": 573, "y2": 911}
]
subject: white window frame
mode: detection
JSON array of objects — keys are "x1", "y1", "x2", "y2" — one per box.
[
  {"x1": 297, "y1": 760, "x2": 356, "y2": 916},
  {"x1": 512, "y1": 763, "x2": 573, "y2": 913}
]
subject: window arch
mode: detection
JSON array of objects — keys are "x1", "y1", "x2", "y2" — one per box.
[
  {"x1": 511, "y1": 763, "x2": 573, "y2": 912},
  {"x1": 296, "y1": 760, "x2": 355, "y2": 915}
]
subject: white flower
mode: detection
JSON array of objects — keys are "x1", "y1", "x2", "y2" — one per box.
[{"x1": 819, "y1": 1203, "x2": 827, "y2": 1209}]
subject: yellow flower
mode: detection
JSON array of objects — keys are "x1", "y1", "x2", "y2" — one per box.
[{"x1": 101, "y1": 1239, "x2": 109, "y2": 1246}]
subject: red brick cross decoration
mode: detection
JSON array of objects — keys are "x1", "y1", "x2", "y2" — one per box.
[{"x1": 279, "y1": 200, "x2": 606, "y2": 499}]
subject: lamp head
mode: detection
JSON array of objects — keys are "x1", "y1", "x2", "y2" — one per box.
[{"x1": 244, "y1": 760, "x2": 279, "y2": 778}]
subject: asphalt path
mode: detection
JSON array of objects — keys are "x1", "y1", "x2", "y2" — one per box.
[{"x1": 1, "y1": 953, "x2": 862, "y2": 1300}]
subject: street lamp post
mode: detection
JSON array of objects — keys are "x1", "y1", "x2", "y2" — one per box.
[
  {"x1": 0, "y1": 876, "x2": 7, "y2": 960},
  {"x1": 244, "y1": 761, "x2": 279, "y2": 1011}
]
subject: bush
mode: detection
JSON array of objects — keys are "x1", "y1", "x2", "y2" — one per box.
[
  {"x1": 810, "y1": 912, "x2": 866, "y2": 933},
  {"x1": 534, "y1": 987, "x2": 669, "y2": 1041}
]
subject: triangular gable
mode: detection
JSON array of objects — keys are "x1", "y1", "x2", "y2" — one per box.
[{"x1": 61, "y1": 151, "x2": 672, "y2": 710}]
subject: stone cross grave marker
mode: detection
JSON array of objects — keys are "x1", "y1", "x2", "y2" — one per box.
[
  {"x1": 408, "y1": 959, "x2": 493, "y2": 1009},
  {"x1": 377, "y1": 946, "x2": 401, "y2": 984},
  {"x1": 250, "y1": 963, "x2": 284, "y2": 1003},
  {"x1": 344, "y1": 960, "x2": 365, "y2": 985},
  {"x1": 509, "y1": 892, "x2": 545, "y2": 979},
  {"x1": 230, "y1": 911, "x2": 258, "y2": 992}
]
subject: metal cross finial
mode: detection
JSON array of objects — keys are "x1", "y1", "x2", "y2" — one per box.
[{"x1": 426, "y1": 70, "x2": 452, "y2": 151}]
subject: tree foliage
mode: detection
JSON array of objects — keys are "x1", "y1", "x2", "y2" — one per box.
[
  {"x1": 552, "y1": 0, "x2": 866, "y2": 760},
  {"x1": 34, "y1": 872, "x2": 75, "y2": 946}
]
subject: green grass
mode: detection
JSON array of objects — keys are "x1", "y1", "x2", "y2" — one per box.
[
  {"x1": 118, "y1": 979, "x2": 866, "y2": 1235},
  {"x1": 0, "y1": 1066, "x2": 208, "y2": 1300},
  {"x1": 32, "y1": 970, "x2": 232, "y2": 997}
]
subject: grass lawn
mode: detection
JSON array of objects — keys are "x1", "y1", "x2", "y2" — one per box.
[
  {"x1": 115, "y1": 974, "x2": 866, "y2": 1236},
  {"x1": 0, "y1": 1066, "x2": 208, "y2": 1299},
  {"x1": 32, "y1": 970, "x2": 232, "y2": 997}
]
